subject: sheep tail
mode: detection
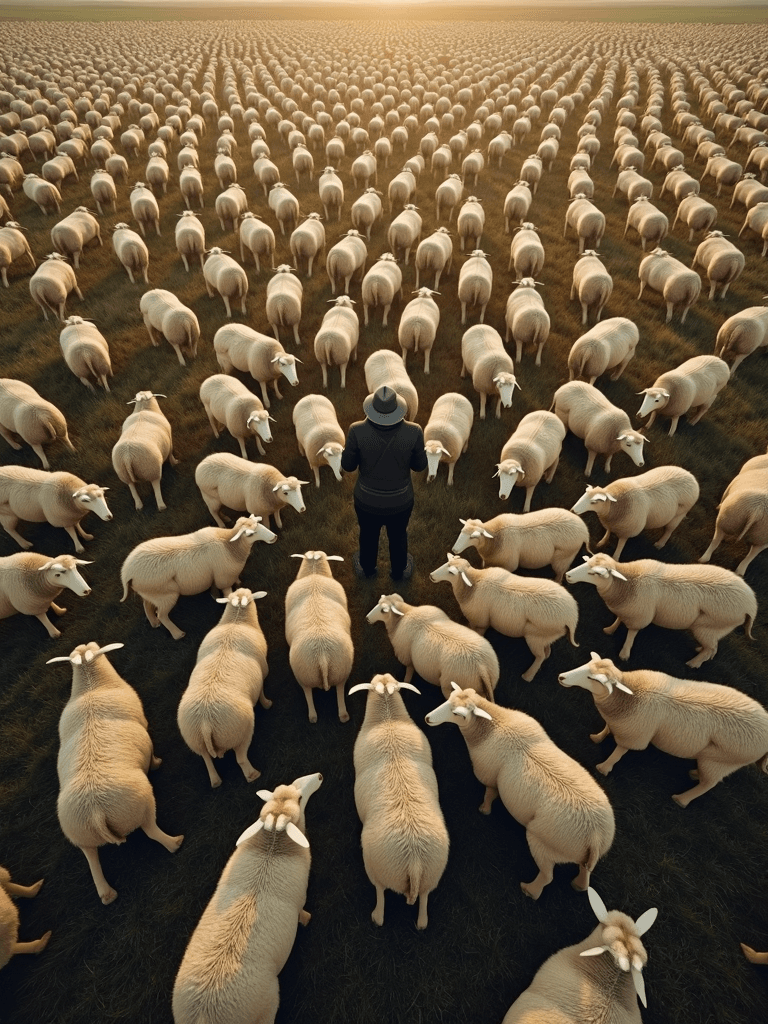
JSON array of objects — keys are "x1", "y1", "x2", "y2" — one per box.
[
  {"x1": 45, "y1": 417, "x2": 58, "y2": 441},
  {"x1": 736, "y1": 508, "x2": 760, "y2": 543},
  {"x1": 413, "y1": 325, "x2": 420, "y2": 352},
  {"x1": 320, "y1": 659, "x2": 330, "y2": 691},
  {"x1": 480, "y1": 672, "x2": 496, "y2": 704},
  {"x1": 757, "y1": 752, "x2": 768, "y2": 775},
  {"x1": 744, "y1": 613, "x2": 755, "y2": 640},
  {"x1": 94, "y1": 812, "x2": 126, "y2": 846},
  {"x1": 406, "y1": 861, "x2": 422, "y2": 905},
  {"x1": 567, "y1": 622, "x2": 579, "y2": 647},
  {"x1": 201, "y1": 722, "x2": 218, "y2": 759},
  {"x1": 584, "y1": 845, "x2": 599, "y2": 874},
  {"x1": 120, "y1": 577, "x2": 131, "y2": 602}
]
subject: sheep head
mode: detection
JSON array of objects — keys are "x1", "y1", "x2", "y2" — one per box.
[
  {"x1": 228, "y1": 515, "x2": 277, "y2": 546},
  {"x1": 48, "y1": 641, "x2": 122, "y2": 667},
  {"x1": 236, "y1": 773, "x2": 323, "y2": 849},
  {"x1": 565, "y1": 553, "x2": 628, "y2": 587},
  {"x1": 579, "y1": 888, "x2": 657, "y2": 1008},
  {"x1": 425, "y1": 684, "x2": 493, "y2": 727},
  {"x1": 215, "y1": 587, "x2": 267, "y2": 610},
  {"x1": 494, "y1": 458, "x2": 524, "y2": 499},
  {"x1": 571, "y1": 485, "x2": 618, "y2": 516},
  {"x1": 270, "y1": 477, "x2": 307, "y2": 513},
  {"x1": 424, "y1": 439, "x2": 451, "y2": 480},
  {"x1": 316, "y1": 442, "x2": 343, "y2": 481},
  {"x1": 558, "y1": 652, "x2": 633, "y2": 696},
  {"x1": 271, "y1": 353, "x2": 301, "y2": 387},
  {"x1": 349, "y1": 672, "x2": 421, "y2": 698},
  {"x1": 366, "y1": 594, "x2": 406, "y2": 627},
  {"x1": 246, "y1": 408, "x2": 272, "y2": 444},
  {"x1": 637, "y1": 386, "x2": 670, "y2": 418},
  {"x1": 429, "y1": 553, "x2": 474, "y2": 588},
  {"x1": 71, "y1": 484, "x2": 112, "y2": 523},
  {"x1": 452, "y1": 518, "x2": 494, "y2": 554}
]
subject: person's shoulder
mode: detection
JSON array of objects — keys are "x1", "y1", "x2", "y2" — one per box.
[
  {"x1": 402, "y1": 420, "x2": 424, "y2": 437},
  {"x1": 348, "y1": 419, "x2": 367, "y2": 432}
]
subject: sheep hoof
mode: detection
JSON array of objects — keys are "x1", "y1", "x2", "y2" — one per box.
[
  {"x1": 338, "y1": 711, "x2": 350, "y2": 723},
  {"x1": 210, "y1": 777, "x2": 222, "y2": 789},
  {"x1": 671, "y1": 794, "x2": 688, "y2": 808},
  {"x1": 371, "y1": 910, "x2": 384, "y2": 927},
  {"x1": 689, "y1": 769, "x2": 699, "y2": 779},
  {"x1": 478, "y1": 803, "x2": 492, "y2": 815},
  {"x1": 101, "y1": 887, "x2": 118, "y2": 905},
  {"x1": 245, "y1": 768, "x2": 261, "y2": 782},
  {"x1": 308, "y1": 714, "x2": 318, "y2": 725},
  {"x1": 150, "y1": 755, "x2": 162, "y2": 770},
  {"x1": 169, "y1": 835, "x2": 184, "y2": 851},
  {"x1": 520, "y1": 669, "x2": 535, "y2": 682},
  {"x1": 595, "y1": 761, "x2": 611, "y2": 776},
  {"x1": 571, "y1": 879, "x2": 588, "y2": 892},
  {"x1": 520, "y1": 882, "x2": 540, "y2": 901},
  {"x1": 589, "y1": 732, "x2": 604, "y2": 744}
]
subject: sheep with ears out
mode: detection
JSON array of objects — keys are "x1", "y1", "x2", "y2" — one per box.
[
  {"x1": 313, "y1": 296, "x2": 359, "y2": 389},
  {"x1": 461, "y1": 324, "x2": 518, "y2": 421},
  {"x1": 425, "y1": 686, "x2": 614, "y2": 898},
  {"x1": 351, "y1": 674, "x2": 449, "y2": 930},
  {"x1": 199, "y1": 374, "x2": 273, "y2": 460},
  {"x1": 195, "y1": 455, "x2": 307, "y2": 531},
  {"x1": 430, "y1": 554, "x2": 578, "y2": 681},
  {"x1": 366, "y1": 594, "x2": 499, "y2": 702},
  {"x1": 50, "y1": 642, "x2": 183, "y2": 905},
  {"x1": 637, "y1": 354, "x2": 729, "y2": 437},
  {"x1": 0, "y1": 377, "x2": 75, "y2": 469},
  {"x1": 500, "y1": 888, "x2": 656, "y2": 1022},
  {"x1": 172, "y1": 773, "x2": 322, "y2": 1024},
  {"x1": 423, "y1": 393, "x2": 473, "y2": 485},
  {"x1": 112, "y1": 391, "x2": 177, "y2": 512},
  {"x1": 285, "y1": 551, "x2": 353, "y2": 723},
  {"x1": 177, "y1": 589, "x2": 271, "y2": 788},
  {"x1": 699, "y1": 449, "x2": 768, "y2": 577},
  {"x1": 213, "y1": 325, "x2": 300, "y2": 409},
  {"x1": 559, "y1": 652, "x2": 768, "y2": 805},
  {"x1": 292, "y1": 394, "x2": 345, "y2": 488},
  {"x1": 637, "y1": 248, "x2": 701, "y2": 324},
  {"x1": 0, "y1": 552, "x2": 91, "y2": 638},
  {"x1": 496, "y1": 410, "x2": 565, "y2": 511},
  {"x1": 0, "y1": 867, "x2": 51, "y2": 970},
  {"x1": 565, "y1": 552, "x2": 757, "y2": 666},
  {"x1": 551, "y1": 381, "x2": 647, "y2": 479}
]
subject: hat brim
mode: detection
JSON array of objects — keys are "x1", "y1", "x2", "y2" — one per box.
[{"x1": 363, "y1": 390, "x2": 407, "y2": 425}]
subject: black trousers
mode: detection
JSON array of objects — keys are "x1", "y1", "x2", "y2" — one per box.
[{"x1": 355, "y1": 502, "x2": 413, "y2": 577}]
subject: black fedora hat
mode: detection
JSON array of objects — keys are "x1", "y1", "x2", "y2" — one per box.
[{"x1": 363, "y1": 385, "x2": 407, "y2": 425}]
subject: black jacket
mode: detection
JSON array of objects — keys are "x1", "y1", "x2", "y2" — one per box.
[{"x1": 341, "y1": 418, "x2": 427, "y2": 513}]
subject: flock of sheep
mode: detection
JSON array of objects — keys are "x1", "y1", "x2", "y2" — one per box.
[{"x1": 1, "y1": 13, "x2": 768, "y2": 1024}]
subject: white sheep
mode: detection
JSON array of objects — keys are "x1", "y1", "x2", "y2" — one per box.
[
  {"x1": 215, "y1": 183, "x2": 248, "y2": 232},
  {"x1": 204, "y1": 247, "x2": 248, "y2": 318},
  {"x1": 0, "y1": 377, "x2": 74, "y2": 469},
  {"x1": 430, "y1": 554, "x2": 579, "y2": 681},
  {"x1": 458, "y1": 249, "x2": 492, "y2": 325},
  {"x1": 567, "y1": 167, "x2": 594, "y2": 200},
  {"x1": 699, "y1": 154, "x2": 742, "y2": 196},
  {"x1": 507, "y1": 222, "x2": 544, "y2": 278},
  {"x1": 121, "y1": 515, "x2": 277, "y2": 640},
  {"x1": 504, "y1": 277, "x2": 550, "y2": 365},
  {"x1": 254, "y1": 156, "x2": 281, "y2": 197},
  {"x1": 195, "y1": 454, "x2": 307, "y2": 531},
  {"x1": 140, "y1": 289, "x2": 199, "y2": 367},
  {"x1": 239, "y1": 211, "x2": 275, "y2": 273},
  {"x1": 495, "y1": 410, "x2": 566, "y2": 510},
  {"x1": 536, "y1": 135, "x2": 559, "y2": 170},
  {"x1": 565, "y1": 553, "x2": 757, "y2": 666},
  {"x1": 289, "y1": 213, "x2": 325, "y2": 278},
  {"x1": 0, "y1": 868, "x2": 50, "y2": 969},
  {"x1": 571, "y1": 466, "x2": 700, "y2": 561},
  {"x1": 29, "y1": 253, "x2": 83, "y2": 321},
  {"x1": 145, "y1": 155, "x2": 170, "y2": 194},
  {"x1": 501, "y1": 888, "x2": 657, "y2": 1022},
  {"x1": 177, "y1": 588, "x2": 270, "y2": 787},
  {"x1": 0, "y1": 222, "x2": 35, "y2": 287},
  {"x1": 691, "y1": 231, "x2": 745, "y2": 300},
  {"x1": 213, "y1": 325, "x2": 300, "y2": 408},
  {"x1": 112, "y1": 391, "x2": 178, "y2": 512},
  {"x1": 366, "y1": 594, "x2": 499, "y2": 701},
  {"x1": 351, "y1": 150, "x2": 376, "y2": 188},
  {"x1": 266, "y1": 265, "x2": 303, "y2": 344},
  {"x1": 671, "y1": 194, "x2": 718, "y2": 242},
  {"x1": 435, "y1": 173, "x2": 464, "y2": 223},
  {"x1": 361, "y1": 253, "x2": 402, "y2": 327},
  {"x1": 738, "y1": 200, "x2": 768, "y2": 256},
  {"x1": 0, "y1": 155, "x2": 24, "y2": 196},
  {"x1": 456, "y1": 196, "x2": 484, "y2": 253},
  {"x1": 350, "y1": 674, "x2": 448, "y2": 929},
  {"x1": 398, "y1": 287, "x2": 440, "y2": 373},
  {"x1": 414, "y1": 227, "x2": 453, "y2": 291},
  {"x1": 174, "y1": 211, "x2": 205, "y2": 273},
  {"x1": 637, "y1": 248, "x2": 701, "y2": 324},
  {"x1": 50, "y1": 207, "x2": 101, "y2": 269},
  {"x1": 660, "y1": 166, "x2": 700, "y2": 205},
  {"x1": 313, "y1": 295, "x2": 359, "y2": 389},
  {"x1": 214, "y1": 149, "x2": 237, "y2": 191},
  {"x1": 318, "y1": 166, "x2": 344, "y2": 221},
  {"x1": 387, "y1": 203, "x2": 422, "y2": 263},
  {"x1": 519, "y1": 153, "x2": 543, "y2": 194},
  {"x1": 637, "y1": 354, "x2": 729, "y2": 436},
  {"x1": 715, "y1": 305, "x2": 768, "y2": 376},
  {"x1": 423, "y1": 392, "x2": 473, "y2": 484},
  {"x1": 326, "y1": 229, "x2": 367, "y2": 295},
  {"x1": 179, "y1": 165, "x2": 204, "y2": 210},
  {"x1": 699, "y1": 450, "x2": 768, "y2": 576},
  {"x1": 50, "y1": 641, "x2": 183, "y2": 904},
  {"x1": 350, "y1": 186, "x2": 383, "y2": 239},
  {"x1": 364, "y1": 350, "x2": 419, "y2": 421},
  {"x1": 730, "y1": 175, "x2": 768, "y2": 211},
  {"x1": 0, "y1": 552, "x2": 91, "y2": 638},
  {"x1": 172, "y1": 773, "x2": 322, "y2": 1024},
  {"x1": 567, "y1": 317, "x2": 640, "y2": 387},
  {"x1": 268, "y1": 182, "x2": 299, "y2": 236},
  {"x1": 292, "y1": 394, "x2": 345, "y2": 487},
  {"x1": 89, "y1": 169, "x2": 117, "y2": 216},
  {"x1": 551, "y1": 381, "x2": 647, "y2": 478},
  {"x1": 425, "y1": 686, "x2": 614, "y2": 898},
  {"x1": 622, "y1": 196, "x2": 669, "y2": 252},
  {"x1": 451, "y1": 508, "x2": 589, "y2": 583},
  {"x1": 564, "y1": 195, "x2": 606, "y2": 254},
  {"x1": 58, "y1": 316, "x2": 112, "y2": 391},
  {"x1": 22, "y1": 173, "x2": 61, "y2": 215},
  {"x1": 111, "y1": 223, "x2": 149, "y2": 284},
  {"x1": 461, "y1": 324, "x2": 517, "y2": 420},
  {"x1": 559, "y1": 653, "x2": 768, "y2": 805},
  {"x1": 612, "y1": 168, "x2": 653, "y2": 204},
  {"x1": 200, "y1": 374, "x2": 273, "y2": 460},
  {"x1": 431, "y1": 142, "x2": 453, "y2": 178},
  {"x1": 121, "y1": 125, "x2": 145, "y2": 160},
  {"x1": 43, "y1": 154, "x2": 78, "y2": 190},
  {"x1": 129, "y1": 182, "x2": 160, "y2": 237},
  {"x1": 388, "y1": 166, "x2": 416, "y2": 214}
]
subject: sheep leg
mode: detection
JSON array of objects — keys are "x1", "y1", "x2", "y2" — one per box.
[
  {"x1": 49, "y1": 602, "x2": 66, "y2": 615},
  {"x1": 521, "y1": 637, "x2": 548, "y2": 681},
  {"x1": 223, "y1": 296, "x2": 232, "y2": 318},
  {"x1": 64, "y1": 525, "x2": 86, "y2": 554},
  {"x1": 273, "y1": 508, "x2": 283, "y2": 529},
  {"x1": 181, "y1": 254, "x2": 190, "y2": 272},
  {"x1": 523, "y1": 485, "x2": 535, "y2": 513},
  {"x1": 595, "y1": 528, "x2": 611, "y2": 549},
  {"x1": 4, "y1": 878, "x2": 44, "y2": 898},
  {"x1": 142, "y1": 599, "x2": 161, "y2": 628},
  {"x1": 741, "y1": 945, "x2": 768, "y2": 964},
  {"x1": 686, "y1": 635, "x2": 718, "y2": 669},
  {"x1": 299, "y1": 908, "x2": 311, "y2": 926},
  {"x1": 272, "y1": 379, "x2": 283, "y2": 400},
  {"x1": 0, "y1": 517, "x2": 32, "y2": 549},
  {"x1": 80, "y1": 846, "x2": 117, "y2": 904},
  {"x1": 618, "y1": 628, "x2": 639, "y2": 660},
  {"x1": 736, "y1": 544, "x2": 767, "y2": 576},
  {"x1": 603, "y1": 616, "x2": 621, "y2": 635},
  {"x1": 590, "y1": 721, "x2": 611, "y2": 743},
  {"x1": 234, "y1": 740, "x2": 260, "y2": 783},
  {"x1": 371, "y1": 885, "x2": 386, "y2": 926},
  {"x1": 596, "y1": 743, "x2": 629, "y2": 774},
  {"x1": 335, "y1": 683, "x2": 350, "y2": 723},
  {"x1": 535, "y1": 343, "x2": 544, "y2": 366},
  {"x1": 151, "y1": 479, "x2": 167, "y2": 513},
  {"x1": 199, "y1": 751, "x2": 223, "y2": 787},
  {"x1": 36, "y1": 612, "x2": 61, "y2": 638},
  {"x1": 479, "y1": 785, "x2": 498, "y2": 815},
  {"x1": 572, "y1": 863, "x2": 592, "y2": 892},
  {"x1": 142, "y1": 817, "x2": 184, "y2": 852},
  {"x1": 403, "y1": 664, "x2": 415, "y2": 684},
  {"x1": 584, "y1": 450, "x2": 597, "y2": 478},
  {"x1": 672, "y1": 773, "x2": 721, "y2": 807},
  {"x1": 612, "y1": 536, "x2": 627, "y2": 560},
  {"x1": 381, "y1": 303, "x2": 391, "y2": 327},
  {"x1": 416, "y1": 892, "x2": 429, "y2": 930},
  {"x1": 13, "y1": 933, "x2": 52, "y2": 955},
  {"x1": 302, "y1": 686, "x2": 318, "y2": 724},
  {"x1": 127, "y1": 483, "x2": 144, "y2": 510},
  {"x1": 520, "y1": 849, "x2": 553, "y2": 899},
  {"x1": 688, "y1": 401, "x2": 713, "y2": 425}
]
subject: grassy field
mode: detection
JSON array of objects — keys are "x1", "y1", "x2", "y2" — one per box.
[{"x1": 1, "y1": 15, "x2": 768, "y2": 1024}]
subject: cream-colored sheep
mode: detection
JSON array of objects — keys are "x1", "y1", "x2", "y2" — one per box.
[
  {"x1": 536, "y1": 135, "x2": 559, "y2": 170},
  {"x1": 58, "y1": 316, "x2": 112, "y2": 391},
  {"x1": 623, "y1": 196, "x2": 669, "y2": 251},
  {"x1": 267, "y1": 182, "x2": 299, "y2": 236},
  {"x1": 568, "y1": 167, "x2": 594, "y2": 200},
  {"x1": 0, "y1": 377, "x2": 74, "y2": 469},
  {"x1": 200, "y1": 374, "x2": 273, "y2": 460},
  {"x1": 0, "y1": 155, "x2": 24, "y2": 196},
  {"x1": 660, "y1": 166, "x2": 700, "y2": 205},
  {"x1": 178, "y1": 588, "x2": 270, "y2": 787},
  {"x1": 254, "y1": 156, "x2": 281, "y2": 197},
  {"x1": 213, "y1": 325, "x2": 300, "y2": 409},
  {"x1": 29, "y1": 253, "x2": 83, "y2": 321},
  {"x1": 462, "y1": 149, "x2": 485, "y2": 188},
  {"x1": 140, "y1": 289, "x2": 199, "y2": 367},
  {"x1": 738, "y1": 201, "x2": 768, "y2": 256},
  {"x1": 496, "y1": 408, "x2": 566, "y2": 506},
  {"x1": 519, "y1": 153, "x2": 543, "y2": 194},
  {"x1": 50, "y1": 207, "x2": 101, "y2": 269},
  {"x1": 313, "y1": 295, "x2": 359, "y2": 389},
  {"x1": 174, "y1": 211, "x2": 205, "y2": 273},
  {"x1": 112, "y1": 391, "x2": 177, "y2": 512},
  {"x1": 387, "y1": 203, "x2": 422, "y2": 264},
  {"x1": 672, "y1": 194, "x2": 718, "y2": 241},
  {"x1": 195, "y1": 454, "x2": 307, "y2": 531},
  {"x1": 318, "y1": 166, "x2": 344, "y2": 221},
  {"x1": 505, "y1": 277, "x2": 550, "y2": 365},
  {"x1": 461, "y1": 324, "x2": 517, "y2": 420},
  {"x1": 508, "y1": 222, "x2": 544, "y2": 278},
  {"x1": 112, "y1": 223, "x2": 149, "y2": 284},
  {"x1": 552, "y1": 381, "x2": 646, "y2": 478},
  {"x1": 366, "y1": 594, "x2": 499, "y2": 701},
  {"x1": 612, "y1": 168, "x2": 653, "y2": 204},
  {"x1": 637, "y1": 354, "x2": 729, "y2": 436},
  {"x1": 204, "y1": 247, "x2": 248, "y2": 318},
  {"x1": 350, "y1": 674, "x2": 448, "y2": 929},
  {"x1": 691, "y1": 231, "x2": 745, "y2": 300},
  {"x1": 458, "y1": 249, "x2": 492, "y2": 325},
  {"x1": 289, "y1": 213, "x2": 325, "y2": 278},
  {"x1": 559, "y1": 653, "x2": 768, "y2": 805},
  {"x1": 179, "y1": 165, "x2": 204, "y2": 210},
  {"x1": 172, "y1": 773, "x2": 322, "y2": 1024},
  {"x1": 456, "y1": 196, "x2": 484, "y2": 253},
  {"x1": 352, "y1": 150, "x2": 377, "y2": 188},
  {"x1": 361, "y1": 253, "x2": 403, "y2": 327},
  {"x1": 145, "y1": 155, "x2": 170, "y2": 194},
  {"x1": 700, "y1": 450, "x2": 768, "y2": 576},
  {"x1": 571, "y1": 466, "x2": 700, "y2": 561},
  {"x1": 50, "y1": 641, "x2": 183, "y2": 904},
  {"x1": 699, "y1": 154, "x2": 742, "y2": 196},
  {"x1": 565, "y1": 553, "x2": 757, "y2": 666},
  {"x1": 431, "y1": 554, "x2": 578, "y2": 680},
  {"x1": 423, "y1": 392, "x2": 473, "y2": 484},
  {"x1": 22, "y1": 173, "x2": 61, "y2": 215},
  {"x1": 120, "y1": 516, "x2": 277, "y2": 640},
  {"x1": 567, "y1": 317, "x2": 639, "y2": 386},
  {"x1": 729, "y1": 175, "x2": 768, "y2": 211},
  {"x1": 350, "y1": 186, "x2": 383, "y2": 239},
  {"x1": 43, "y1": 154, "x2": 78, "y2": 191},
  {"x1": 364, "y1": 350, "x2": 418, "y2": 421},
  {"x1": 121, "y1": 125, "x2": 146, "y2": 160},
  {"x1": 398, "y1": 287, "x2": 440, "y2": 373},
  {"x1": 715, "y1": 305, "x2": 768, "y2": 376},
  {"x1": 215, "y1": 183, "x2": 248, "y2": 232},
  {"x1": 239, "y1": 211, "x2": 275, "y2": 273},
  {"x1": 425, "y1": 687, "x2": 614, "y2": 898},
  {"x1": 388, "y1": 167, "x2": 417, "y2": 214},
  {"x1": 637, "y1": 248, "x2": 701, "y2": 324},
  {"x1": 414, "y1": 227, "x2": 453, "y2": 290},
  {"x1": 0, "y1": 222, "x2": 35, "y2": 287},
  {"x1": 0, "y1": 868, "x2": 50, "y2": 970},
  {"x1": 0, "y1": 552, "x2": 91, "y2": 638},
  {"x1": 88, "y1": 169, "x2": 116, "y2": 215},
  {"x1": 292, "y1": 394, "x2": 345, "y2": 487},
  {"x1": 266, "y1": 265, "x2": 303, "y2": 344},
  {"x1": 214, "y1": 149, "x2": 237, "y2": 191},
  {"x1": 129, "y1": 182, "x2": 160, "y2": 237},
  {"x1": 435, "y1": 173, "x2": 463, "y2": 223},
  {"x1": 564, "y1": 195, "x2": 606, "y2": 254},
  {"x1": 431, "y1": 142, "x2": 453, "y2": 178},
  {"x1": 325, "y1": 229, "x2": 367, "y2": 295}
]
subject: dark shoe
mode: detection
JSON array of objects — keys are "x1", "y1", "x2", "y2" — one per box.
[
  {"x1": 390, "y1": 553, "x2": 414, "y2": 582},
  {"x1": 353, "y1": 551, "x2": 377, "y2": 580}
]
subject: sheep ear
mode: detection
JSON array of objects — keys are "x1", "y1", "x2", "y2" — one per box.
[
  {"x1": 348, "y1": 682, "x2": 372, "y2": 695},
  {"x1": 326, "y1": 555, "x2": 344, "y2": 561},
  {"x1": 449, "y1": 566, "x2": 459, "y2": 575},
  {"x1": 391, "y1": 606, "x2": 404, "y2": 616},
  {"x1": 450, "y1": 681, "x2": 462, "y2": 692},
  {"x1": 398, "y1": 682, "x2": 421, "y2": 695},
  {"x1": 291, "y1": 553, "x2": 306, "y2": 558},
  {"x1": 634, "y1": 907, "x2": 658, "y2": 936},
  {"x1": 616, "y1": 681, "x2": 634, "y2": 695},
  {"x1": 606, "y1": 494, "x2": 618, "y2": 502},
  {"x1": 271, "y1": 484, "x2": 280, "y2": 492},
  {"x1": 631, "y1": 967, "x2": 648, "y2": 1008},
  {"x1": 252, "y1": 591, "x2": 268, "y2": 600},
  {"x1": 590, "y1": 651, "x2": 602, "y2": 661},
  {"x1": 588, "y1": 673, "x2": 609, "y2": 684},
  {"x1": 580, "y1": 946, "x2": 609, "y2": 958},
  {"x1": 458, "y1": 518, "x2": 467, "y2": 524},
  {"x1": 587, "y1": 887, "x2": 609, "y2": 922},
  {"x1": 286, "y1": 822, "x2": 310, "y2": 848},
  {"x1": 95, "y1": 643, "x2": 124, "y2": 656},
  {"x1": 236, "y1": 819, "x2": 265, "y2": 846},
  {"x1": 46, "y1": 655, "x2": 73, "y2": 664},
  {"x1": 473, "y1": 706, "x2": 493, "y2": 720},
  {"x1": 610, "y1": 569, "x2": 628, "y2": 581},
  {"x1": 215, "y1": 596, "x2": 230, "y2": 603},
  {"x1": 453, "y1": 706, "x2": 469, "y2": 717},
  {"x1": 460, "y1": 572, "x2": 473, "y2": 587},
  {"x1": 256, "y1": 789, "x2": 274, "y2": 801},
  {"x1": 482, "y1": 529, "x2": 494, "y2": 538}
]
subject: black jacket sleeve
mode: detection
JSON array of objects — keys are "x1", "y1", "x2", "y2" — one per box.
[
  {"x1": 409, "y1": 425, "x2": 428, "y2": 473},
  {"x1": 341, "y1": 422, "x2": 360, "y2": 473}
]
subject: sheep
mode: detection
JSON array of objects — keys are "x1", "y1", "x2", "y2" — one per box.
[
  {"x1": 398, "y1": 287, "x2": 440, "y2": 373},
  {"x1": 637, "y1": 248, "x2": 701, "y2": 324},
  {"x1": 0, "y1": 377, "x2": 74, "y2": 469},
  {"x1": 129, "y1": 182, "x2": 160, "y2": 237},
  {"x1": 0, "y1": 222, "x2": 35, "y2": 287},
  {"x1": 350, "y1": 186, "x2": 383, "y2": 239},
  {"x1": 495, "y1": 410, "x2": 566, "y2": 510},
  {"x1": 729, "y1": 175, "x2": 768, "y2": 211},
  {"x1": 22, "y1": 173, "x2": 61, "y2": 215},
  {"x1": 571, "y1": 466, "x2": 700, "y2": 561},
  {"x1": 649, "y1": 143, "x2": 684, "y2": 172},
  {"x1": 367, "y1": 594, "x2": 499, "y2": 701},
  {"x1": 179, "y1": 165, "x2": 204, "y2": 210},
  {"x1": 174, "y1": 210, "x2": 205, "y2": 273},
  {"x1": 204, "y1": 247, "x2": 248, "y2": 318},
  {"x1": 351, "y1": 150, "x2": 377, "y2": 188},
  {"x1": 568, "y1": 167, "x2": 594, "y2": 199},
  {"x1": 637, "y1": 354, "x2": 730, "y2": 436},
  {"x1": 568, "y1": 251, "x2": 613, "y2": 327},
  {"x1": 292, "y1": 394, "x2": 345, "y2": 487},
  {"x1": 363, "y1": 349, "x2": 419, "y2": 420},
  {"x1": 254, "y1": 155, "x2": 281, "y2": 197},
  {"x1": 121, "y1": 125, "x2": 145, "y2": 160},
  {"x1": 171, "y1": 773, "x2": 322, "y2": 1024},
  {"x1": 140, "y1": 288, "x2": 199, "y2": 367},
  {"x1": 266, "y1": 265, "x2": 303, "y2": 345},
  {"x1": 699, "y1": 154, "x2": 742, "y2": 196},
  {"x1": 121, "y1": 515, "x2": 277, "y2": 640},
  {"x1": 89, "y1": 169, "x2": 116, "y2": 215},
  {"x1": 112, "y1": 391, "x2": 178, "y2": 512},
  {"x1": 0, "y1": 155, "x2": 25, "y2": 197},
  {"x1": 195, "y1": 455, "x2": 307, "y2": 531},
  {"x1": 551, "y1": 381, "x2": 647, "y2": 478},
  {"x1": 451, "y1": 508, "x2": 589, "y2": 583},
  {"x1": 699, "y1": 451, "x2": 768, "y2": 576},
  {"x1": 745, "y1": 143, "x2": 768, "y2": 181},
  {"x1": 536, "y1": 135, "x2": 559, "y2": 171},
  {"x1": 559, "y1": 653, "x2": 768, "y2": 805},
  {"x1": 112, "y1": 223, "x2": 149, "y2": 284},
  {"x1": 425, "y1": 686, "x2": 614, "y2": 898},
  {"x1": 176, "y1": 143, "x2": 198, "y2": 172},
  {"x1": 431, "y1": 142, "x2": 453, "y2": 179},
  {"x1": 0, "y1": 552, "x2": 91, "y2": 638},
  {"x1": 0, "y1": 867, "x2": 51, "y2": 969},
  {"x1": 200, "y1": 374, "x2": 273, "y2": 460},
  {"x1": 387, "y1": 203, "x2": 422, "y2": 264},
  {"x1": 350, "y1": 674, "x2": 448, "y2": 929},
  {"x1": 461, "y1": 324, "x2": 518, "y2": 420},
  {"x1": 289, "y1": 212, "x2": 325, "y2": 278},
  {"x1": 388, "y1": 166, "x2": 417, "y2": 214},
  {"x1": 503, "y1": 180, "x2": 532, "y2": 232},
  {"x1": 660, "y1": 167, "x2": 701, "y2": 205},
  {"x1": 431, "y1": 554, "x2": 578, "y2": 681},
  {"x1": 361, "y1": 252, "x2": 402, "y2": 327},
  {"x1": 323, "y1": 230, "x2": 364, "y2": 297},
  {"x1": 564, "y1": 195, "x2": 606, "y2": 254},
  {"x1": 214, "y1": 148, "x2": 237, "y2": 191},
  {"x1": 313, "y1": 295, "x2": 359, "y2": 389},
  {"x1": 513, "y1": 116, "x2": 533, "y2": 147},
  {"x1": 565, "y1": 552, "x2": 757, "y2": 666},
  {"x1": 435, "y1": 173, "x2": 463, "y2": 223},
  {"x1": 455, "y1": 196, "x2": 484, "y2": 253},
  {"x1": 58, "y1": 316, "x2": 112, "y2": 392},
  {"x1": 691, "y1": 231, "x2": 745, "y2": 300},
  {"x1": 612, "y1": 168, "x2": 653, "y2": 204},
  {"x1": 715, "y1": 305, "x2": 768, "y2": 375},
  {"x1": 411, "y1": 229, "x2": 451, "y2": 293},
  {"x1": 458, "y1": 249, "x2": 492, "y2": 326},
  {"x1": 505, "y1": 277, "x2": 550, "y2": 365},
  {"x1": 177, "y1": 588, "x2": 270, "y2": 787},
  {"x1": 29, "y1": 253, "x2": 83, "y2": 321},
  {"x1": 738, "y1": 201, "x2": 768, "y2": 255},
  {"x1": 519, "y1": 153, "x2": 543, "y2": 194},
  {"x1": 500, "y1": 888, "x2": 657, "y2": 1022},
  {"x1": 145, "y1": 155, "x2": 170, "y2": 194},
  {"x1": 318, "y1": 166, "x2": 344, "y2": 221},
  {"x1": 213, "y1": 325, "x2": 300, "y2": 409},
  {"x1": 215, "y1": 183, "x2": 248, "y2": 232},
  {"x1": 622, "y1": 196, "x2": 669, "y2": 252},
  {"x1": 284, "y1": 551, "x2": 353, "y2": 723},
  {"x1": 741, "y1": 944, "x2": 768, "y2": 966},
  {"x1": 238, "y1": 211, "x2": 275, "y2": 274},
  {"x1": 90, "y1": 138, "x2": 114, "y2": 168},
  {"x1": 268, "y1": 182, "x2": 299, "y2": 236},
  {"x1": 508, "y1": 222, "x2": 545, "y2": 278},
  {"x1": 671, "y1": 193, "x2": 718, "y2": 242},
  {"x1": 42, "y1": 154, "x2": 78, "y2": 190},
  {"x1": 423, "y1": 392, "x2": 473, "y2": 485}
]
